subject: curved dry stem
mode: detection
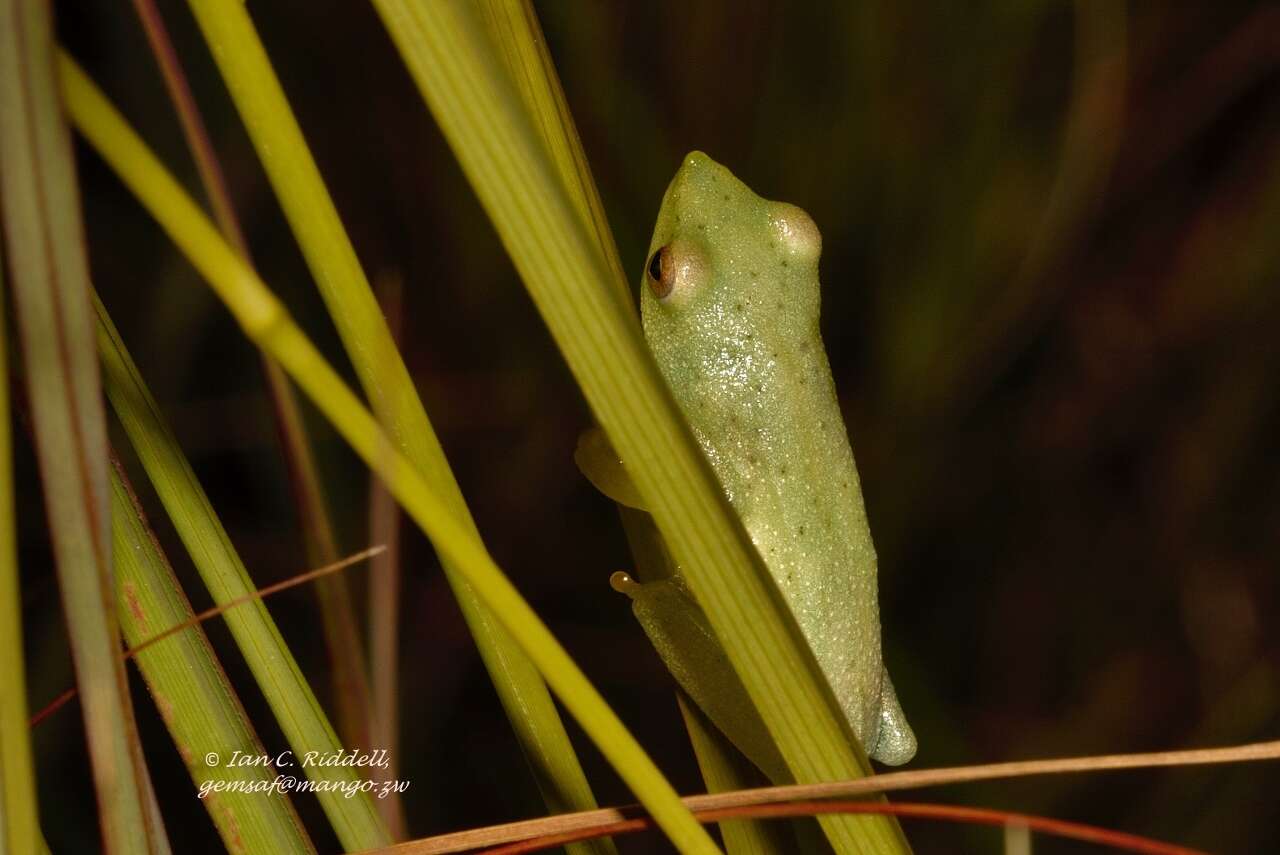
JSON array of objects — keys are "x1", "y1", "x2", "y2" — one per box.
[{"x1": 372, "y1": 739, "x2": 1279, "y2": 854}]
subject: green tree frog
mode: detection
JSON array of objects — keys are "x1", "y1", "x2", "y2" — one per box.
[{"x1": 581, "y1": 152, "x2": 915, "y2": 770}]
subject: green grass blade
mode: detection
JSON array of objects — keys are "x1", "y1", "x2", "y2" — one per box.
[
  {"x1": 267, "y1": 360, "x2": 376, "y2": 753},
  {"x1": 476, "y1": 0, "x2": 632, "y2": 311},
  {"x1": 130, "y1": 0, "x2": 375, "y2": 757},
  {"x1": 0, "y1": 3, "x2": 162, "y2": 850},
  {"x1": 178, "y1": 0, "x2": 611, "y2": 838},
  {"x1": 366, "y1": 3, "x2": 908, "y2": 852},
  {"x1": 92, "y1": 292, "x2": 389, "y2": 851},
  {"x1": 0, "y1": 258, "x2": 41, "y2": 855},
  {"x1": 58, "y1": 52, "x2": 719, "y2": 855},
  {"x1": 366, "y1": 274, "x2": 408, "y2": 841},
  {"x1": 678, "y1": 696, "x2": 794, "y2": 855},
  {"x1": 619, "y1": 506, "x2": 787, "y2": 853},
  {"x1": 110, "y1": 462, "x2": 315, "y2": 855}
]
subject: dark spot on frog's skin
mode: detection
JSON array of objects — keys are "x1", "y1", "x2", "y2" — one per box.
[
  {"x1": 697, "y1": 223, "x2": 706, "y2": 230},
  {"x1": 771, "y1": 351, "x2": 778, "y2": 359},
  {"x1": 798, "y1": 526, "x2": 806, "y2": 537},
  {"x1": 748, "y1": 454, "x2": 758, "y2": 464},
  {"x1": 750, "y1": 270, "x2": 758, "y2": 277},
  {"x1": 723, "y1": 193, "x2": 730, "y2": 201},
  {"x1": 781, "y1": 260, "x2": 788, "y2": 268},
  {"x1": 780, "y1": 465, "x2": 788, "y2": 476},
  {"x1": 776, "y1": 301, "x2": 784, "y2": 310},
  {"x1": 842, "y1": 481, "x2": 849, "y2": 489},
  {"x1": 735, "y1": 302, "x2": 743, "y2": 312}
]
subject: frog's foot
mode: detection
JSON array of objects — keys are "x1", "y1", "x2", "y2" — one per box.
[{"x1": 870, "y1": 667, "x2": 916, "y2": 765}]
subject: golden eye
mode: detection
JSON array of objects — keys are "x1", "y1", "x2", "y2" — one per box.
[
  {"x1": 643, "y1": 240, "x2": 705, "y2": 303},
  {"x1": 646, "y1": 245, "x2": 674, "y2": 299}
]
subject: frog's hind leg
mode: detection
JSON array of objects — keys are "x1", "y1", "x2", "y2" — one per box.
[
  {"x1": 574, "y1": 427, "x2": 649, "y2": 510},
  {"x1": 870, "y1": 667, "x2": 916, "y2": 765}
]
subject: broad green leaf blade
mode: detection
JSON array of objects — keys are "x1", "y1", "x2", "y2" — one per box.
[
  {"x1": 110, "y1": 462, "x2": 315, "y2": 855},
  {"x1": 178, "y1": 0, "x2": 611, "y2": 842},
  {"x1": 368, "y1": 3, "x2": 908, "y2": 851},
  {"x1": 58, "y1": 54, "x2": 719, "y2": 855},
  {"x1": 0, "y1": 256, "x2": 41, "y2": 855},
  {"x1": 368, "y1": 0, "x2": 905, "y2": 848},
  {"x1": 0, "y1": 3, "x2": 161, "y2": 851},
  {"x1": 130, "y1": 0, "x2": 374, "y2": 758},
  {"x1": 93, "y1": 293, "x2": 389, "y2": 852}
]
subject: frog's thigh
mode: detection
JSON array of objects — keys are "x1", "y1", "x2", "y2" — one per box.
[
  {"x1": 574, "y1": 427, "x2": 649, "y2": 510},
  {"x1": 871, "y1": 666, "x2": 916, "y2": 766}
]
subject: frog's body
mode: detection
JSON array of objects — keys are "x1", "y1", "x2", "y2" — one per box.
[{"x1": 639, "y1": 152, "x2": 915, "y2": 766}]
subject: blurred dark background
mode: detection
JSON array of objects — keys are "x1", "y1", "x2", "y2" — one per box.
[{"x1": 15, "y1": 1, "x2": 1279, "y2": 852}]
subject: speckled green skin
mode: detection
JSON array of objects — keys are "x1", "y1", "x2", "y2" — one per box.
[{"x1": 640, "y1": 152, "x2": 915, "y2": 765}]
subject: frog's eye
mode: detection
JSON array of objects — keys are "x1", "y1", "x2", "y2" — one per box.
[
  {"x1": 644, "y1": 240, "x2": 705, "y2": 303},
  {"x1": 646, "y1": 245, "x2": 675, "y2": 299}
]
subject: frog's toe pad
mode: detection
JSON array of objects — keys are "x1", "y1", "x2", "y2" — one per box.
[{"x1": 870, "y1": 669, "x2": 916, "y2": 766}]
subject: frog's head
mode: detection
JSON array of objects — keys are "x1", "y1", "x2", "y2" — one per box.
[{"x1": 640, "y1": 152, "x2": 822, "y2": 342}]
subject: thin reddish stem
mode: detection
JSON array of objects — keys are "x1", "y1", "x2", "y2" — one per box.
[{"x1": 481, "y1": 800, "x2": 1206, "y2": 855}]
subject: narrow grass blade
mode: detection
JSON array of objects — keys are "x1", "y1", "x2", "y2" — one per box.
[
  {"x1": 93, "y1": 292, "x2": 389, "y2": 851},
  {"x1": 619, "y1": 505, "x2": 792, "y2": 854},
  {"x1": 269, "y1": 357, "x2": 376, "y2": 754},
  {"x1": 0, "y1": 259, "x2": 41, "y2": 855},
  {"x1": 111, "y1": 462, "x2": 315, "y2": 854},
  {"x1": 621, "y1": 502, "x2": 795, "y2": 854},
  {"x1": 475, "y1": 0, "x2": 632, "y2": 311},
  {"x1": 178, "y1": 0, "x2": 611, "y2": 842},
  {"x1": 678, "y1": 695, "x2": 793, "y2": 855},
  {"x1": 129, "y1": 0, "x2": 375, "y2": 754},
  {"x1": 367, "y1": 3, "x2": 907, "y2": 851},
  {"x1": 0, "y1": 3, "x2": 161, "y2": 850},
  {"x1": 367, "y1": 273, "x2": 408, "y2": 841},
  {"x1": 58, "y1": 53, "x2": 719, "y2": 855}
]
